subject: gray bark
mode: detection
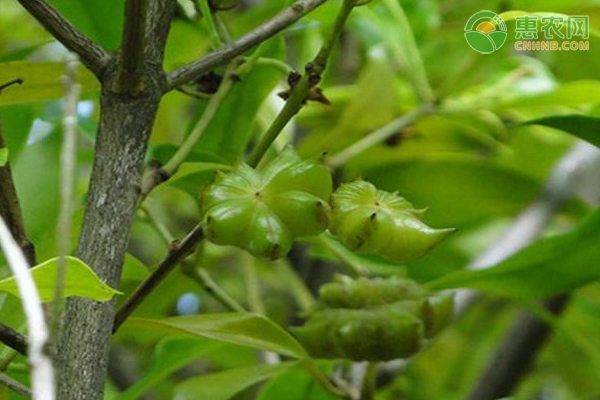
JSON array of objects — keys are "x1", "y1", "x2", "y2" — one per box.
[{"x1": 56, "y1": 1, "x2": 174, "y2": 398}]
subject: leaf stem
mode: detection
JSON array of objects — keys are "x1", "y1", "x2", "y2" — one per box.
[
  {"x1": 359, "y1": 362, "x2": 378, "y2": 400},
  {"x1": 328, "y1": 104, "x2": 434, "y2": 168},
  {"x1": 51, "y1": 54, "x2": 81, "y2": 345},
  {"x1": 161, "y1": 65, "x2": 236, "y2": 177},
  {"x1": 316, "y1": 233, "x2": 365, "y2": 278},
  {"x1": 198, "y1": 0, "x2": 224, "y2": 48},
  {"x1": 183, "y1": 263, "x2": 247, "y2": 313}
]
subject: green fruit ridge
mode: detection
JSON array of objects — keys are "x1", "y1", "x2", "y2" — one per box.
[
  {"x1": 329, "y1": 181, "x2": 455, "y2": 262},
  {"x1": 201, "y1": 147, "x2": 333, "y2": 260},
  {"x1": 291, "y1": 276, "x2": 454, "y2": 361}
]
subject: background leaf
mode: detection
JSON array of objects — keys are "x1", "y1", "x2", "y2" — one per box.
[
  {"x1": 428, "y1": 207, "x2": 600, "y2": 299},
  {"x1": 525, "y1": 115, "x2": 600, "y2": 149},
  {"x1": 174, "y1": 362, "x2": 297, "y2": 400},
  {"x1": 0, "y1": 256, "x2": 120, "y2": 301},
  {"x1": 126, "y1": 313, "x2": 309, "y2": 358},
  {"x1": 0, "y1": 147, "x2": 7, "y2": 166},
  {"x1": 0, "y1": 62, "x2": 99, "y2": 105}
]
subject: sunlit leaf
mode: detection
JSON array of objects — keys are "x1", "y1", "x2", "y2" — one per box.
[
  {"x1": 0, "y1": 62, "x2": 99, "y2": 105},
  {"x1": 0, "y1": 256, "x2": 120, "y2": 302}
]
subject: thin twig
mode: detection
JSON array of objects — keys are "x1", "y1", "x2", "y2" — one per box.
[
  {"x1": 160, "y1": 65, "x2": 236, "y2": 177},
  {"x1": 51, "y1": 55, "x2": 81, "y2": 343},
  {"x1": 0, "y1": 98, "x2": 36, "y2": 266},
  {"x1": 120, "y1": 0, "x2": 148, "y2": 93},
  {"x1": 0, "y1": 323, "x2": 27, "y2": 355},
  {"x1": 246, "y1": 0, "x2": 356, "y2": 167},
  {"x1": 0, "y1": 215, "x2": 55, "y2": 400},
  {"x1": 166, "y1": 0, "x2": 329, "y2": 90},
  {"x1": 0, "y1": 370, "x2": 32, "y2": 398},
  {"x1": 328, "y1": 105, "x2": 434, "y2": 168},
  {"x1": 15, "y1": 0, "x2": 109, "y2": 76},
  {"x1": 183, "y1": 263, "x2": 246, "y2": 313},
  {"x1": 113, "y1": 224, "x2": 205, "y2": 332}
]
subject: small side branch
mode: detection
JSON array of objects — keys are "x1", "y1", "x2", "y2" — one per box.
[
  {"x1": 16, "y1": 0, "x2": 109, "y2": 77},
  {"x1": 166, "y1": 0, "x2": 328, "y2": 90},
  {"x1": 0, "y1": 323, "x2": 28, "y2": 355},
  {"x1": 0, "y1": 81, "x2": 36, "y2": 266},
  {"x1": 113, "y1": 224, "x2": 204, "y2": 331},
  {"x1": 0, "y1": 371, "x2": 32, "y2": 398}
]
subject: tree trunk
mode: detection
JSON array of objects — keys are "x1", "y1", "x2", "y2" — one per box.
[
  {"x1": 56, "y1": 0, "x2": 174, "y2": 393},
  {"x1": 56, "y1": 74, "x2": 164, "y2": 399}
]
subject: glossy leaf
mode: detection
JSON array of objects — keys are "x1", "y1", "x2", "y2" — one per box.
[
  {"x1": 525, "y1": 115, "x2": 600, "y2": 149},
  {"x1": 125, "y1": 313, "x2": 309, "y2": 358},
  {"x1": 0, "y1": 62, "x2": 99, "y2": 105},
  {"x1": 0, "y1": 256, "x2": 120, "y2": 302},
  {"x1": 174, "y1": 362, "x2": 297, "y2": 400},
  {"x1": 428, "y1": 207, "x2": 600, "y2": 299}
]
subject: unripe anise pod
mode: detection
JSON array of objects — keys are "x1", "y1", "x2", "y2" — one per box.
[
  {"x1": 201, "y1": 147, "x2": 332, "y2": 260},
  {"x1": 329, "y1": 181, "x2": 455, "y2": 262},
  {"x1": 290, "y1": 276, "x2": 454, "y2": 361}
]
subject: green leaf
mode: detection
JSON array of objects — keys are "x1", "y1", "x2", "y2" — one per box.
[
  {"x1": 525, "y1": 115, "x2": 600, "y2": 149},
  {"x1": 428, "y1": 207, "x2": 600, "y2": 299},
  {"x1": 0, "y1": 256, "x2": 120, "y2": 302},
  {"x1": 47, "y1": 0, "x2": 124, "y2": 50},
  {"x1": 115, "y1": 337, "x2": 218, "y2": 400},
  {"x1": 258, "y1": 366, "x2": 338, "y2": 400},
  {"x1": 494, "y1": 81, "x2": 600, "y2": 111},
  {"x1": 365, "y1": 154, "x2": 540, "y2": 227},
  {"x1": 126, "y1": 313, "x2": 309, "y2": 358},
  {"x1": 174, "y1": 362, "x2": 297, "y2": 400},
  {"x1": 0, "y1": 62, "x2": 99, "y2": 105},
  {"x1": 0, "y1": 148, "x2": 7, "y2": 167}
]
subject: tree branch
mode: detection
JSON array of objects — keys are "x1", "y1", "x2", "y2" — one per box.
[
  {"x1": 119, "y1": 0, "x2": 149, "y2": 93},
  {"x1": 166, "y1": 0, "x2": 329, "y2": 90},
  {"x1": 15, "y1": 0, "x2": 110, "y2": 77},
  {"x1": 466, "y1": 296, "x2": 569, "y2": 400},
  {"x1": 246, "y1": 0, "x2": 355, "y2": 167},
  {"x1": 0, "y1": 370, "x2": 32, "y2": 398},
  {"x1": 56, "y1": 2, "x2": 176, "y2": 399},
  {"x1": 0, "y1": 81, "x2": 36, "y2": 266},
  {"x1": 0, "y1": 323, "x2": 27, "y2": 356},
  {"x1": 113, "y1": 224, "x2": 204, "y2": 332}
]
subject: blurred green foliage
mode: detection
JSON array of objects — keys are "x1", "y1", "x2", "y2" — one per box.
[{"x1": 1, "y1": 0, "x2": 600, "y2": 399}]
